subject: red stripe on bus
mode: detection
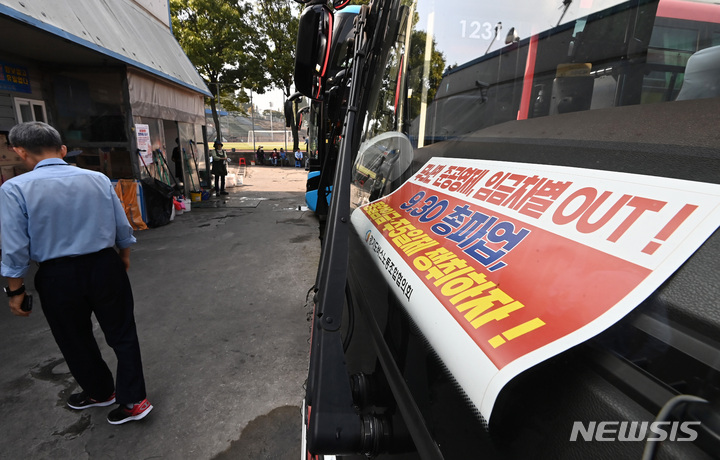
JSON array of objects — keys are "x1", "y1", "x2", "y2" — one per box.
[{"x1": 517, "y1": 34, "x2": 539, "y2": 121}]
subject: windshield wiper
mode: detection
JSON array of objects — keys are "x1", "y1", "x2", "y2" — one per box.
[{"x1": 558, "y1": 0, "x2": 573, "y2": 26}]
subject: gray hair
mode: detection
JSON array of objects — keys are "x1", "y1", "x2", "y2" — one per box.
[{"x1": 8, "y1": 122, "x2": 63, "y2": 155}]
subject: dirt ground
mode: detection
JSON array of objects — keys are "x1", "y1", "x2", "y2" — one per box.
[{"x1": 228, "y1": 163, "x2": 309, "y2": 192}]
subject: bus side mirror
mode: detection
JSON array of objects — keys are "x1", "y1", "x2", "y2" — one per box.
[
  {"x1": 297, "y1": 107, "x2": 309, "y2": 131},
  {"x1": 294, "y1": 5, "x2": 333, "y2": 100},
  {"x1": 283, "y1": 99, "x2": 294, "y2": 128}
]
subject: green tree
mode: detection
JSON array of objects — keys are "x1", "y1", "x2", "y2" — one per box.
[
  {"x1": 170, "y1": 0, "x2": 267, "y2": 141},
  {"x1": 263, "y1": 109, "x2": 284, "y2": 119},
  {"x1": 252, "y1": 0, "x2": 300, "y2": 100},
  {"x1": 218, "y1": 91, "x2": 247, "y2": 115},
  {"x1": 407, "y1": 29, "x2": 445, "y2": 118}
]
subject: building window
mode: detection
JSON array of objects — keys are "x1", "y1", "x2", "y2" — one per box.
[{"x1": 14, "y1": 98, "x2": 47, "y2": 123}]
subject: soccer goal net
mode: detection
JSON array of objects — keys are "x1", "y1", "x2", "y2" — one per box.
[{"x1": 247, "y1": 130, "x2": 293, "y2": 144}]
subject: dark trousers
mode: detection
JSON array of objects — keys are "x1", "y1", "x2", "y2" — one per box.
[
  {"x1": 35, "y1": 248, "x2": 146, "y2": 405},
  {"x1": 214, "y1": 174, "x2": 225, "y2": 192}
]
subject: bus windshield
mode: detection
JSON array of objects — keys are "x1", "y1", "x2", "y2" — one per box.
[{"x1": 303, "y1": 1, "x2": 720, "y2": 457}]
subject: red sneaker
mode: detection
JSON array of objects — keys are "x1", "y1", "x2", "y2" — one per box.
[{"x1": 107, "y1": 399, "x2": 153, "y2": 425}]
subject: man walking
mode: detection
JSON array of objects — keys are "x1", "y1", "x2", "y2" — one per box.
[{"x1": 1, "y1": 122, "x2": 152, "y2": 425}]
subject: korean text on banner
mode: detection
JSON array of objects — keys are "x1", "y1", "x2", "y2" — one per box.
[{"x1": 351, "y1": 157, "x2": 720, "y2": 423}]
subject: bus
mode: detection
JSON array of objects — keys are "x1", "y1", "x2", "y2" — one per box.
[
  {"x1": 289, "y1": 5, "x2": 361, "y2": 220},
  {"x1": 295, "y1": 0, "x2": 720, "y2": 458}
]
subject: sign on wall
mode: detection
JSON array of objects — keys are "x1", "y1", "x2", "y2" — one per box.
[
  {"x1": 0, "y1": 62, "x2": 31, "y2": 93},
  {"x1": 135, "y1": 124, "x2": 153, "y2": 165}
]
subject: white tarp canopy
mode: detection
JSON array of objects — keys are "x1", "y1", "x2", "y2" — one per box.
[
  {"x1": 0, "y1": 0, "x2": 210, "y2": 97},
  {"x1": 128, "y1": 70, "x2": 206, "y2": 124}
]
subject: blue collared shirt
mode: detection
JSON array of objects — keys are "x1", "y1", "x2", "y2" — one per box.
[{"x1": 0, "y1": 158, "x2": 136, "y2": 278}]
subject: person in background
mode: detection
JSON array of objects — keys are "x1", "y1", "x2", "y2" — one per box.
[
  {"x1": 211, "y1": 141, "x2": 229, "y2": 196},
  {"x1": 271, "y1": 148, "x2": 278, "y2": 166},
  {"x1": 279, "y1": 148, "x2": 287, "y2": 167},
  {"x1": 0, "y1": 121, "x2": 152, "y2": 425},
  {"x1": 171, "y1": 138, "x2": 183, "y2": 181},
  {"x1": 294, "y1": 148, "x2": 303, "y2": 167}
]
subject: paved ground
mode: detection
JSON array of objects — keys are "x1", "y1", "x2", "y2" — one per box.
[{"x1": 0, "y1": 165, "x2": 319, "y2": 459}]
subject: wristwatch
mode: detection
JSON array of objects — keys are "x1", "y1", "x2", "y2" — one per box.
[{"x1": 4, "y1": 284, "x2": 25, "y2": 297}]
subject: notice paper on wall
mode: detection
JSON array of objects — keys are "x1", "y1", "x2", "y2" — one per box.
[{"x1": 135, "y1": 124, "x2": 153, "y2": 165}]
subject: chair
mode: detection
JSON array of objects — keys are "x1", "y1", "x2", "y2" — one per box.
[{"x1": 238, "y1": 157, "x2": 246, "y2": 166}]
